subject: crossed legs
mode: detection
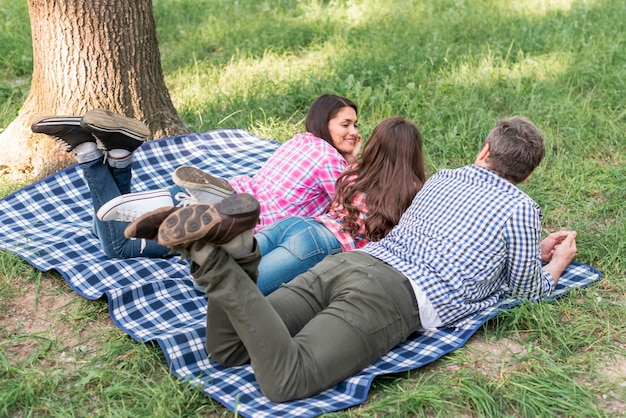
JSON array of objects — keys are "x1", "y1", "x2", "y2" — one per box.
[
  {"x1": 124, "y1": 192, "x2": 421, "y2": 402},
  {"x1": 31, "y1": 110, "x2": 172, "y2": 259},
  {"x1": 192, "y1": 246, "x2": 420, "y2": 402}
]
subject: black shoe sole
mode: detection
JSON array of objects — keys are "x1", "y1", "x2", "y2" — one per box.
[
  {"x1": 30, "y1": 116, "x2": 94, "y2": 151},
  {"x1": 31, "y1": 116, "x2": 82, "y2": 132}
]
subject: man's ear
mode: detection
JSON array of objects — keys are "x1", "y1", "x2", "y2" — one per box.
[{"x1": 474, "y1": 143, "x2": 490, "y2": 165}]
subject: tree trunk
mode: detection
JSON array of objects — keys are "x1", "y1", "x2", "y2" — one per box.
[{"x1": 0, "y1": 0, "x2": 188, "y2": 179}]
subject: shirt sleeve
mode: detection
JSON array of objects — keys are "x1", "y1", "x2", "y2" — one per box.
[
  {"x1": 314, "y1": 151, "x2": 347, "y2": 200},
  {"x1": 503, "y1": 200, "x2": 555, "y2": 301}
]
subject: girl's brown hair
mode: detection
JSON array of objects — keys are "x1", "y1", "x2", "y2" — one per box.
[{"x1": 332, "y1": 116, "x2": 426, "y2": 242}]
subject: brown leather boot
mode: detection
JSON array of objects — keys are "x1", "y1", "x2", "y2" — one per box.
[
  {"x1": 157, "y1": 193, "x2": 260, "y2": 247},
  {"x1": 124, "y1": 206, "x2": 178, "y2": 240}
]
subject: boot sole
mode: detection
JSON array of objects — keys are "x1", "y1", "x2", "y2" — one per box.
[
  {"x1": 81, "y1": 109, "x2": 151, "y2": 141},
  {"x1": 158, "y1": 194, "x2": 259, "y2": 247},
  {"x1": 172, "y1": 166, "x2": 234, "y2": 197}
]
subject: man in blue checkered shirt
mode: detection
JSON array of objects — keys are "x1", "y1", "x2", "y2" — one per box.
[
  {"x1": 361, "y1": 116, "x2": 577, "y2": 333},
  {"x1": 133, "y1": 116, "x2": 578, "y2": 402}
]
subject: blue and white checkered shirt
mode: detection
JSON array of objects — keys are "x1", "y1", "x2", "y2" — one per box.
[{"x1": 362, "y1": 164, "x2": 556, "y2": 327}]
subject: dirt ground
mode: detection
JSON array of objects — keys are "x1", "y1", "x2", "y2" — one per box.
[{"x1": 1, "y1": 273, "x2": 116, "y2": 363}]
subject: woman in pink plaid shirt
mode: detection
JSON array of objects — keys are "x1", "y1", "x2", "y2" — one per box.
[
  {"x1": 99, "y1": 94, "x2": 361, "y2": 227},
  {"x1": 253, "y1": 116, "x2": 426, "y2": 294},
  {"x1": 73, "y1": 94, "x2": 361, "y2": 259},
  {"x1": 227, "y1": 93, "x2": 362, "y2": 232}
]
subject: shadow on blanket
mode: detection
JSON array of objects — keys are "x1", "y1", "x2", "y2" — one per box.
[{"x1": 0, "y1": 130, "x2": 602, "y2": 418}]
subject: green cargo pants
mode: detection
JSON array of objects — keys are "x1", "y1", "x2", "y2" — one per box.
[{"x1": 191, "y1": 244, "x2": 420, "y2": 403}]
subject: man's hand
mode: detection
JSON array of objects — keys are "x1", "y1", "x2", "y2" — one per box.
[
  {"x1": 542, "y1": 231, "x2": 577, "y2": 284},
  {"x1": 540, "y1": 231, "x2": 572, "y2": 262},
  {"x1": 551, "y1": 231, "x2": 577, "y2": 264}
]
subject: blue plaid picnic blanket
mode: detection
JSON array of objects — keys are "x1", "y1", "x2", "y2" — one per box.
[{"x1": 0, "y1": 129, "x2": 602, "y2": 417}]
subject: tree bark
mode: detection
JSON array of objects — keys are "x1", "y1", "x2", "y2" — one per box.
[{"x1": 0, "y1": 0, "x2": 188, "y2": 179}]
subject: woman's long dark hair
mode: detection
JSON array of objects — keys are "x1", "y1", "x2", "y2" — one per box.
[
  {"x1": 332, "y1": 116, "x2": 426, "y2": 242},
  {"x1": 305, "y1": 94, "x2": 358, "y2": 146}
]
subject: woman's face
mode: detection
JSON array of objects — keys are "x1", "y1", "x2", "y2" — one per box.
[{"x1": 327, "y1": 106, "x2": 360, "y2": 159}]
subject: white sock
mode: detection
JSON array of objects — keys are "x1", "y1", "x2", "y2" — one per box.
[
  {"x1": 74, "y1": 142, "x2": 98, "y2": 155},
  {"x1": 107, "y1": 149, "x2": 132, "y2": 159},
  {"x1": 74, "y1": 142, "x2": 102, "y2": 164}
]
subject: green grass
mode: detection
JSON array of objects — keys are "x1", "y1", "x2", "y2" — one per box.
[
  {"x1": 1, "y1": 0, "x2": 625, "y2": 416},
  {"x1": 0, "y1": 0, "x2": 31, "y2": 122}
]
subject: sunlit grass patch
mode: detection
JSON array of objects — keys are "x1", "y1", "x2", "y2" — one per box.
[{"x1": 443, "y1": 49, "x2": 572, "y2": 86}]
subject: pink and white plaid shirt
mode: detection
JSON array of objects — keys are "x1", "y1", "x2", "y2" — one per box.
[
  {"x1": 316, "y1": 191, "x2": 369, "y2": 251},
  {"x1": 228, "y1": 132, "x2": 347, "y2": 232}
]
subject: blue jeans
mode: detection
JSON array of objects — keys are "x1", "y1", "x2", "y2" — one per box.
[
  {"x1": 80, "y1": 155, "x2": 173, "y2": 259},
  {"x1": 254, "y1": 216, "x2": 342, "y2": 295}
]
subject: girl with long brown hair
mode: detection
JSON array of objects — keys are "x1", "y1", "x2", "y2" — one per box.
[{"x1": 255, "y1": 116, "x2": 426, "y2": 294}]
